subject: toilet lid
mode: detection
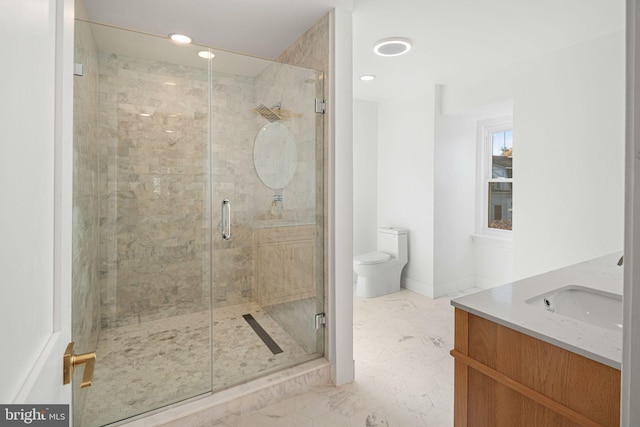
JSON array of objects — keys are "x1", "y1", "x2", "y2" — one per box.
[{"x1": 354, "y1": 252, "x2": 391, "y2": 265}]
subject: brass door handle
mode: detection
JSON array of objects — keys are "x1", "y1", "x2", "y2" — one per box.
[{"x1": 63, "y1": 342, "x2": 96, "y2": 388}]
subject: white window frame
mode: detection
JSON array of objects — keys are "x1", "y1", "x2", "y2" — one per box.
[{"x1": 476, "y1": 116, "x2": 513, "y2": 238}]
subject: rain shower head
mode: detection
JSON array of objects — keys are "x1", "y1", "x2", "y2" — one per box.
[
  {"x1": 253, "y1": 103, "x2": 282, "y2": 122},
  {"x1": 253, "y1": 103, "x2": 302, "y2": 122}
]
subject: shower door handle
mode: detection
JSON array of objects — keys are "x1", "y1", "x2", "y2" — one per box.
[{"x1": 221, "y1": 199, "x2": 231, "y2": 240}]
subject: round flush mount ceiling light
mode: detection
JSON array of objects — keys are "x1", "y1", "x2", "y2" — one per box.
[
  {"x1": 373, "y1": 37, "x2": 412, "y2": 57},
  {"x1": 360, "y1": 75, "x2": 376, "y2": 81},
  {"x1": 169, "y1": 33, "x2": 192, "y2": 44},
  {"x1": 198, "y1": 50, "x2": 215, "y2": 59}
]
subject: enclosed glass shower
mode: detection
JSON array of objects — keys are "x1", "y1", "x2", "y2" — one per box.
[{"x1": 72, "y1": 21, "x2": 325, "y2": 426}]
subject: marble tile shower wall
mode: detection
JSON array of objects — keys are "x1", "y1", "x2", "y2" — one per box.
[
  {"x1": 97, "y1": 53, "x2": 217, "y2": 329},
  {"x1": 74, "y1": 20, "x2": 101, "y2": 360},
  {"x1": 276, "y1": 14, "x2": 328, "y2": 231},
  {"x1": 98, "y1": 53, "x2": 209, "y2": 328},
  {"x1": 210, "y1": 71, "x2": 258, "y2": 307},
  {"x1": 272, "y1": 14, "x2": 329, "y2": 355},
  {"x1": 73, "y1": 18, "x2": 101, "y2": 427},
  {"x1": 97, "y1": 47, "x2": 322, "y2": 328},
  {"x1": 253, "y1": 64, "x2": 318, "y2": 224}
]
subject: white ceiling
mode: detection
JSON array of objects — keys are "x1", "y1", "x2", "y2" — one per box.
[
  {"x1": 83, "y1": 0, "x2": 353, "y2": 58},
  {"x1": 83, "y1": 0, "x2": 624, "y2": 102}
]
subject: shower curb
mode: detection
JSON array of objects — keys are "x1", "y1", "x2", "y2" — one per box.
[{"x1": 112, "y1": 359, "x2": 331, "y2": 427}]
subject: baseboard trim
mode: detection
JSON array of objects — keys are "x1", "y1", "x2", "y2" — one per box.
[{"x1": 402, "y1": 276, "x2": 434, "y2": 298}]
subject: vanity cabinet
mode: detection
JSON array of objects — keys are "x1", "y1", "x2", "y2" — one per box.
[
  {"x1": 451, "y1": 308, "x2": 620, "y2": 427},
  {"x1": 254, "y1": 224, "x2": 316, "y2": 307}
]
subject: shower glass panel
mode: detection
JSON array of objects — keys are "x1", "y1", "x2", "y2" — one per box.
[
  {"x1": 73, "y1": 20, "x2": 324, "y2": 427},
  {"x1": 209, "y1": 49, "x2": 325, "y2": 391},
  {"x1": 72, "y1": 21, "x2": 212, "y2": 426}
]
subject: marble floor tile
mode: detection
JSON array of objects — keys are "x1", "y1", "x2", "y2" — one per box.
[{"x1": 211, "y1": 288, "x2": 479, "y2": 427}]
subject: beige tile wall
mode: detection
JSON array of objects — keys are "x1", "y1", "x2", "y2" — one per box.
[
  {"x1": 98, "y1": 53, "x2": 212, "y2": 328},
  {"x1": 72, "y1": 16, "x2": 101, "y2": 427},
  {"x1": 270, "y1": 13, "x2": 329, "y2": 356},
  {"x1": 96, "y1": 45, "x2": 324, "y2": 328}
]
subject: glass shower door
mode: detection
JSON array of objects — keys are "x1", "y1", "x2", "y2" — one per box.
[
  {"x1": 209, "y1": 54, "x2": 325, "y2": 390},
  {"x1": 72, "y1": 21, "x2": 212, "y2": 426},
  {"x1": 72, "y1": 19, "x2": 325, "y2": 427}
]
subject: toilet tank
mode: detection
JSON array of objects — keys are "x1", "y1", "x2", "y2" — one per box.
[{"x1": 377, "y1": 227, "x2": 408, "y2": 262}]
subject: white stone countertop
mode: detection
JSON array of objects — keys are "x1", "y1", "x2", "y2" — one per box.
[{"x1": 451, "y1": 252, "x2": 624, "y2": 369}]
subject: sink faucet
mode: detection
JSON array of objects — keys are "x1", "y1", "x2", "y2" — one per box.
[{"x1": 618, "y1": 255, "x2": 624, "y2": 266}]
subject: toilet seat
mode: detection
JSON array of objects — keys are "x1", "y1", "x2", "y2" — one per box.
[{"x1": 354, "y1": 251, "x2": 391, "y2": 265}]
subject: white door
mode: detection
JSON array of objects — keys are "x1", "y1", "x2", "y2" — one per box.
[{"x1": 0, "y1": 0, "x2": 74, "y2": 409}]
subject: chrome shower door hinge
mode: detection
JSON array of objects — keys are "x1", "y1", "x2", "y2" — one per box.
[
  {"x1": 315, "y1": 99, "x2": 326, "y2": 114},
  {"x1": 315, "y1": 313, "x2": 326, "y2": 329}
]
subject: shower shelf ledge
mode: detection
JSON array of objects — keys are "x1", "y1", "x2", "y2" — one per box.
[{"x1": 252, "y1": 220, "x2": 315, "y2": 228}]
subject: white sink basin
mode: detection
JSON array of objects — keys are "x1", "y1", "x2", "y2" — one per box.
[{"x1": 526, "y1": 285, "x2": 622, "y2": 332}]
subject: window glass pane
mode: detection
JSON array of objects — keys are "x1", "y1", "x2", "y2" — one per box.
[
  {"x1": 488, "y1": 182, "x2": 512, "y2": 230},
  {"x1": 492, "y1": 130, "x2": 513, "y2": 178}
]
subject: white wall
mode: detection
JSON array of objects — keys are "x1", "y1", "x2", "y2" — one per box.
[
  {"x1": 353, "y1": 99, "x2": 379, "y2": 256},
  {"x1": 0, "y1": 0, "x2": 74, "y2": 404},
  {"x1": 329, "y1": 7, "x2": 355, "y2": 386},
  {"x1": 434, "y1": 95, "x2": 513, "y2": 296},
  {"x1": 1, "y1": 0, "x2": 61, "y2": 402},
  {"x1": 440, "y1": 31, "x2": 625, "y2": 283},
  {"x1": 513, "y1": 32, "x2": 625, "y2": 279},
  {"x1": 472, "y1": 235, "x2": 514, "y2": 289},
  {"x1": 377, "y1": 87, "x2": 436, "y2": 297},
  {"x1": 369, "y1": 31, "x2": 624, "y2": 300}
]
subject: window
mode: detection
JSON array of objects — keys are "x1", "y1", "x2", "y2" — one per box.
[{"x1": 477, "y1": 117, "x2": 513, "y2": 234}]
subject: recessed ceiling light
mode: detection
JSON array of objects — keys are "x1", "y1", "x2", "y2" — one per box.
[
  {"x1": 169, "y1": 33, "x2": 192, "y2": 44},
  {"x1": 373, "y1": 37, "x2": 412, "y2": 57},
  {"x1": 198, "y1": 51, "x2": 215, "y2": 59},
  {"x1": 360, "y1": 75, "x2": 376, "y2": 81},
  {"x1": 140, "y1": 113, "x2": 151, "y2": 117}
]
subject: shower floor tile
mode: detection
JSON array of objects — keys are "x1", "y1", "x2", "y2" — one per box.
[{"x1": 80, "y1": 302, "x2": 311, "y2": 427}]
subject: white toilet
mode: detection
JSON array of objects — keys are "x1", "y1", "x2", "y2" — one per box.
[{"x1": 353, "y1": 227, "x2": 408, "y2": 298}]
